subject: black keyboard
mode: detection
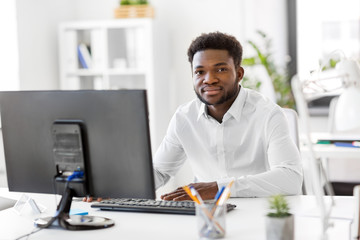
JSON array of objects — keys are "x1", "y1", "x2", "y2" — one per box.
[{"x1": 91, "y1": 198, "x2": 236, "y2": 215}]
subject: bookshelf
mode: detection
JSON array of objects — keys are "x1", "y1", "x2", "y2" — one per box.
[{"x1": 58, "y1": 18, "x2": 156, "y2": 142}]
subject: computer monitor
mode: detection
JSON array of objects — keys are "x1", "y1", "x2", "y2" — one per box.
[{"x1": 0, "y1": 89, "x2": 155, "y2": 230}]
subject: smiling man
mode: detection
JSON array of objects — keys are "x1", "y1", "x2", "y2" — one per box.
[{"x1": 154, "y1": 32, "x2": 303, "y2": 201}]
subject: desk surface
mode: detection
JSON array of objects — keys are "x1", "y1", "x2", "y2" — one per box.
[
  {"x1": 0, "y1": 188, "x2": 355, "y2": 240},
  {"x1": 300, "y1": 132, "x2": 360, "y2": 158},
  {"x1": 302, "y1": 143, "x2": 360, "y2": 159}
]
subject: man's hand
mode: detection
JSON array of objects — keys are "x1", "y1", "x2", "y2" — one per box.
[
  {"x1": 82, "y1": 196, "x2": 103, "y2": 202},
  {"x1": 160, "y1": 181, "x2": 218, "y2": 201}
]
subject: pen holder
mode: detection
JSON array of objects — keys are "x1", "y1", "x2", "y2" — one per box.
[{"x1": 196, "y1": 203, "x2": 226, "y2": 239}]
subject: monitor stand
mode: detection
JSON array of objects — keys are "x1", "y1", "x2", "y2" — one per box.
[{"x1": 34, "y1": 187, "x2": 114, "y2": 230}]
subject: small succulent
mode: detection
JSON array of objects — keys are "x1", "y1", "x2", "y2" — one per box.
[{"x1": 267, "y1": 194, "x2": 291, "y2": 218}]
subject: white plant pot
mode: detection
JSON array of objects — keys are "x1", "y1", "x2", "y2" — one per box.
[{"x1": 265, "y1": 214, "x2": 294, "y2": 240}]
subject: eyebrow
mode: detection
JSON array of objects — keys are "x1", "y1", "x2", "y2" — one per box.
[{"x1": 193, "y1": 62, "x2": 229, "y2": 69}]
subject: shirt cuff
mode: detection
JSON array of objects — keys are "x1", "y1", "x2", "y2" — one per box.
[
  {"x1": 216, "y1": 176, "x2": 249, "y2": 197},
  {"x1": 216, "y1": 177, "x2": 233, "y2": 189}
]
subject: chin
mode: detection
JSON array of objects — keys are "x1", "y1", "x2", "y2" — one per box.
[{"x1": 201, "y1": 97, "x2": 221, "y2": 106}]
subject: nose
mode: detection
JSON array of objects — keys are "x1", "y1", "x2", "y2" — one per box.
[{"x1": 203, "y1": 72, "x2": 218, "y2": 84}]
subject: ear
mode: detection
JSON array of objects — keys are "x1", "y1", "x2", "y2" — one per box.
[{"x1": 236, "y1": 66, "x2": 244, "y2": 83}]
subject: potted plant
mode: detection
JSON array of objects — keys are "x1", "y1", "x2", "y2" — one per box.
[
  {"x1": 115, "y1": 0, "x2": 154, "y2": 18},
  {"x1": 242, "y1": 31, "x2": 295, "y2": 109},
  {"x1": 265, "y1": 194, "x2": 294, "y2": 240}
]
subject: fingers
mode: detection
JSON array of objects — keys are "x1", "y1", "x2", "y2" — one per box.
[
  {"x1": 82, "y1": 196, "x2": 93, "y2": 202},
  {"x1": 172, "y1": 194, "x2": 191, "y2": 201},
  {"x1": 82, "y1": 196, "x2": 103, "y2": 202},
  {"x1": 161, "y1": 187, "x2": 191, "y2": 201},
  {"x1": 162, "y1": 193, "x2": 190, "y2": 201},
  {"x1": 161, "y1": 182, "x2": 218, "y2": 201}
]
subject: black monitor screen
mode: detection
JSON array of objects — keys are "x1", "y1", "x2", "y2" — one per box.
[{"x1": 0, "y1": 90, "x2": 155, "y2": 200}]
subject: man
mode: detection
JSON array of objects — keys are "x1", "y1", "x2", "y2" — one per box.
[{"x1": 154, "y1": 32, "x2": 303, "y2": 201}]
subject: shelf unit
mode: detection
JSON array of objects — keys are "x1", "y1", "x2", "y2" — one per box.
[{"x1": 58, "y1": 18, "x2": 156, "y2": 143}]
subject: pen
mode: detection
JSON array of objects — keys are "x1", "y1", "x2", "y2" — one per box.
[
  {"x1": 214, "y1": 186, "x2": 225, "y2": 206},
  {"x1": 212, "y1": 180, "x2": 234, "y2": 219},
  {"x1": 334, "y1": 142, "x2": 360, "y2": 148},
  {"x1": 210, "y1": 186, "x2": 225, "y2": 215},
  {"x1": 182, "y1": 186, "x2": 200, "y2": 204},
  {"x1": 217, "y1": 180, "x2": 234, "y2": 206},
  {"x1": 190, "y1": 186, "x2": 205, "y2": 205}
]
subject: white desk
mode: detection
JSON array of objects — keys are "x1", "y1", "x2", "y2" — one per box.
[
  {"x1": 300, "y1": 132, "x2": 360, "y2": 159},
  {"x1": 303, "y1": 143, "x2": 360, "y2": 177},
  {"x1": 0, "y1": 188, "x2": 355, "y2": 240},
  {"x1": 299, "y1": 132, "x2": 360, "y2": 193}
]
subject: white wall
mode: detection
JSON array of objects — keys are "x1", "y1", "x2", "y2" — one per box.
[
  {"x1": 151, "y1": 0, "x2": 288, "y2": 111},
  {"x1": 151, "y1": 0, "x2": 245, "y2": 110},
  {"x1": 13, "y1": 0, "x2": 289, "y2": 193},
  {"x1": 16, "y1": 0, "x2": 78, "y2": 90},
  {"x1": 0, "y1": 0, "x2": 19, "y2": 91}
]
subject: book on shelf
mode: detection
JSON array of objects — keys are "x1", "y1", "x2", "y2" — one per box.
[{"x1": 77, "y1": 43, "x2": 92, "y2": 69}]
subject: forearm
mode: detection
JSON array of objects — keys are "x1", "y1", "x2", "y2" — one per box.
[{"x1": 217, "y1": 167, "x2": 303, "y2": 198}]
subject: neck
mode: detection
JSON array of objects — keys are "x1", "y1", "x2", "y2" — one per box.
[{"x1": 207, "y1": 86, "x2": 240, "y2": 123}]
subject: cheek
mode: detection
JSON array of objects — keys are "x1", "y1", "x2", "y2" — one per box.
[{"x1": 193, "y1": 78, "x2": 202, "y2": 87}]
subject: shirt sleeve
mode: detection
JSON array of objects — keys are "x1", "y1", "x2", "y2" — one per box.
[
  {"x1": 217, "y1": 107, "x2": 303, "y2": 197},
  {"x1": 153, "y1": 112, "x2": 187, "y2": 190}
]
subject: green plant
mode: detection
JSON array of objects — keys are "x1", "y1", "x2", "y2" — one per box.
[
  {"x1": 120, "y1": 0, "x2": 131, "y2": 5},
  {"x1": 120, "y1": 0, "x2": 148, "y2": 5},
  {"x1": 242, "y1": 30, "x2": 295, "y2": 108},
  {"x1": 267, "y1": 195, "x2": 291, "y2": 218},
  {"x1": 320, "y1": 58, "x2": 340, "y2": 71}
]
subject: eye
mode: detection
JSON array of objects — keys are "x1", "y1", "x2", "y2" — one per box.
[
  {"x1": 194, "y1": 70, "x2": 204, "y2": 76},
  {"x1": 217, "y1": 68, "x2": 227, "y2": 72}
]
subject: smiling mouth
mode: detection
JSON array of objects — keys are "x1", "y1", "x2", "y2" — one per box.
[{"x1": 202, "y1": 86, "x2": 222, "y2": 95}]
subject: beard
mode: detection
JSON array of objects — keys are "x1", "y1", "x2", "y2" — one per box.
[{"x1": 195, "y1": 81, "x2": 240, "y2": 106}]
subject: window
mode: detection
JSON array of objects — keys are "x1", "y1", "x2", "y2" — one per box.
[{"x1": 297, "y1": 0, "x2": 360, "y2": 76}]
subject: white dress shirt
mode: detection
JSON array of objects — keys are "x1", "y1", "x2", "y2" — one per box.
[{"x1": 154, "y1": 87, "x2": 303, "y2": 197}]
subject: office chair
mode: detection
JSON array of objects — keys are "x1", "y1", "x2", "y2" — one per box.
[{"x1": 282, "y1": 108, "x2": 306, "y2": 195}]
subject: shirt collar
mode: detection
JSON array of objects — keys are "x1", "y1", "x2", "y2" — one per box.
[
  {"x1": 197, "y1": 100, "x2": 208, "y2": 121},
  {"x1": 196, "y1": 85, "x2": 247, "y2": 122},
  {"x1": 225, "y1": 86, "x2": 247, "y2": 122}
]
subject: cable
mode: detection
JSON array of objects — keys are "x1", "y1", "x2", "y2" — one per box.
[
  {"x1": 67, "y1": 170, "x2": 84, "y2": 181},
  {"x1": 15, "y1": 227, "x2": 42, "y2": 240},
  {"x1": 52, "y1": 174, "x2": 60, "y2": 207}
]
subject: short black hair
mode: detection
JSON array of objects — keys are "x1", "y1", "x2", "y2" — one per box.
[{"x1": 187, "y1": 32, "x2": 243, "y2": 67}]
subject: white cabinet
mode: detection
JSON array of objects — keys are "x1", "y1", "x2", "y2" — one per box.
[{"x1": 58, "y1": 19, "x2": 156, "y2": 143}]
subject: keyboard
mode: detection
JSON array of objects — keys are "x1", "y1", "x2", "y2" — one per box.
[{"x1": 91, "y1": 198, "x2": 236, "y2": 215}]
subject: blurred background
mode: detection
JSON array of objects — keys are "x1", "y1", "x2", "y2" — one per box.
[{"x1": 0, "y1": 0, "x2": 359, "y2": 196}]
